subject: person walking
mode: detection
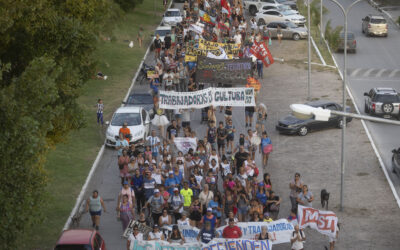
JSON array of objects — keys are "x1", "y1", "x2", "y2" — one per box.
[
  {"x1": 137, "y1": 27, "x2": 143, "y2": 48},
  {"x1": 289, "y1": 173, "x2": 304, "y2": 210},
  {"x1": 197, "y1": 221, "x2": 218, "y2": 244},
  {"x1": 96, "y1": 99, "x2": 104, "y2": 125},
  {"x1": 256, "y1": 58, "x2": 263, "y2": 79},
  {"x1": 277, "y1": 25, "x2": 283, "y2": 44},
  {"x1": 291, "y1": 225, "x2": 306, "y2": 250},
  {"x1": 259, "y1": 131, "x2": 272, "y2": 168},
  {"x1": 117, "y1": 194, "x2": 135, "y2": 231},
  {"x1": 144, "y1": 188, "x2": 165, "y2": 225},
  {"x1": 222, "y1": 218, "x2": 242, "y2": 238},
  {"x1": 85, "y1": 190, "x2": 106, "y2": 230},
  {"x1": 127, "y1": 225, "x2": 143, "y2": 250}
]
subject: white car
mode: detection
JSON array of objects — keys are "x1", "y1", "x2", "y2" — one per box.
[
  {"x1": 244, "y1": 0, "x2": 297, "y2": 16},
  {"x1": 261, "y1": 4, "x2": 299, "y2": 15},
  {"x1": 153, "y1": 26, "x2": 172, "y2": 43},
  {"x1": 162, "y1": 9, "x2": 182, "y2": 26},
  {"x1": 105, "y1": 107, "x2": 150, "y2": 147},
  {"x1": 256, "y1": 10, "x2": 305, "y2": 26}
]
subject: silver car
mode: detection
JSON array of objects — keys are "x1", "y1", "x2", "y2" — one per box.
[
  {"x1": 364, "y1": 88, "x2": 400, "y2": 119},
  {"x1": 262, "y1": 21, "x2": 307, "y2": 40},
  {"x1": 362, "y1": 15, "x2": 388, "y2": 37}
]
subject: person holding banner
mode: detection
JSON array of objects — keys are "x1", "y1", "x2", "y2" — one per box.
[
  {"x1": 222, "y1": 218, "x2": 243, "y2": 239},
  {"x1": 148, "y1": 224, "x2": 165, "y2": 241},
  {"x1": 297, "y1": 185, "x2": 314, "y2": 208},
  {"x1": 291, "y1": 225, "x2": 306, "y2": 250},
  {"x1": 256, "y1": 226, "x2": 275, "y2": 241},
  {"x1": 167, "y1": 225, "x2": 185, "y2": 245},
  {"x1": 197, "y1": 221, "x2": 218, "y2": 244}
]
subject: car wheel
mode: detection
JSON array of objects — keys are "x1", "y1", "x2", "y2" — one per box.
[
  {"x1": 258, "y1": 19, "x2": 265, "y2": 26},
  {"x1": 292, "y1": 33, "x2": 300, "y2": 41},
  {"x1": 298, "y1": 126, "x2": 308, "y2": 136},
  {"x1": 381, "y1": 103, "x2": 394, "y2": 114},
  {"x1": 249, "y1": 6, "x2": 257, "y2": 16}
]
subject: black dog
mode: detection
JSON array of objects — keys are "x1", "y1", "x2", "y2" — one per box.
[{"x1": 321, "y1": 189, "x2": 330, "y2": 210}]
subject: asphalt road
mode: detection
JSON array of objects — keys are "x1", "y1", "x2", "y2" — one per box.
[{"x1": 322, "y1": 0, "x2": 400, "y2": 193}]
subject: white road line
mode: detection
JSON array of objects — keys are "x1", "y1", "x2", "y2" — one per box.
[
  {"x1": 388, "y1": 69, "x2": 400, "y2": 78},
  {"x1": 363, "y1": 68, "x2": 375, "y2": 77},
  {"x1": 350, "y1": 68, "x2": 363, "y2": 77},
  {"x1": 63, "y1": 0, "x2": 174, "y2": 231},
  {"x1": 375, "y1": 69, "x2": 387, "y2": 77},
  {"x1": 351, "y1": 78, "x2": 400, "y2": 82},
  {"x1": 326, "y1": 37, "x2": 400, "y2": 209}
]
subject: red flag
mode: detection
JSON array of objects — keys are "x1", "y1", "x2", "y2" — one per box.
[
  {"x1": 221, "y1": 0, "x2": 231, "y2": 17},
  {"x1": 250, "y1": 41, "x2": 274, "y2": 67}
]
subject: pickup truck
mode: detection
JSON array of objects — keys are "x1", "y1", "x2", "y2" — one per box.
[{"x1": 244, "y1": 0, "x2": 297, "y2": 16}]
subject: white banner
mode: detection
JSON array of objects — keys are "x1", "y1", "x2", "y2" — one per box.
[
  {"x1": 215, "y1": 219, "x2": 294, "y2": 245},
  {"x1": 159, "y1": 87, "x2": 255, "y2": 109},
  {"x1": 174, "y1": 137, "x2": 197, "y2": 154},
  {"x1": 207, "y1": 47, "x2": 228, "y2": 59},
  {"x1": 189, "y1": 24, "x2": 204, "y2": 34},
  {"x1": 297, "y1": 205, "x2": 338, "y2": 238},
  {"x1": 130, "y1": 238, "x2": 272, "y2": 250}
]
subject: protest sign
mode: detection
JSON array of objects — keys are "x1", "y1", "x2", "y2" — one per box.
[
  {"x1": 123, "y1": 220, "x2": 153, "y2": 239},
  {"x1": 174, "y1": 137, "x2": 197, "y2": 154},
  {"x1": 251, "y1": 41, "x2": 274, "y2": 67},
  {"x1": 185, "y1": 46, "x2": 222, "y2": 62},
  {"x1": 196, "y1": 56, "x2": 252, "y2": 85},
  {"x1": 189, "y1": 24, "x2": 204, "y2": 35},
  {"x1": 198, "y1": 39, "x2": 240, "y2": 55},
  {"x1": 130, "y1": 238, "x2": 272, "y2": 250},
  {"x1": 246, "y1": 77, "x2": 261, "y2": 91},
  {"x1": 207, "y1": 47, "x2": 228, "y2": 60},
  {"x1": 297, "y1": 205, "x2": 338, "y2": 238},
  {"x1": 215, "y1": 219, "x2": 294, "y2": 245},
  {"x1": 158, "y1": 87, "x2": 255, "y2": 109}
]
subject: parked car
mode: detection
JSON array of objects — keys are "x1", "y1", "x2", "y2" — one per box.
[
  {"x1": 362, "y1": 14, "x2": 388, "y2": 37},
  {"x1": 123, "y1": 92, "x2": 155, "y2": 118},
  {"x1": 244, "y1": 0, "x2": 297, "y2": 16},
  {"x1": 162, "y1": 8, "x2": 182, "y2": 26},
  {"x1": 262, "y1": 21, "x2": 307, "y2": 40},
  {"x1": 337, "y1": 32, "x2": 356, "y2": 53},
  {"x1": 364, "y1": 88, "x2": 400, "y2": 119},
  {"x1": 105, "y1": 106, "x2": 150, "y2": 147},
  {"x1": 256, "y1": 10, "x2": 305, "y2": 26},
  {"x1": 261, "y1": 4, "x2": 299, "y2": 15},
  {"x1": 276, "y1": 100, "x2": 352, "y2": 136},
  {"x1": 54, "y1": 229, "x2": 106, "y2": 250},
  {"x1": 392, "y1": 147, "x2": 400, "y2": 177}
]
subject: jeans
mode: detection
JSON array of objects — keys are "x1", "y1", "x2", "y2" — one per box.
[
  {"x1": 97, "y1": 112, "x2": 103, "y2": 125},
  {"x1": 257, "y1": 63, "x2": 263, "y2": 79}
]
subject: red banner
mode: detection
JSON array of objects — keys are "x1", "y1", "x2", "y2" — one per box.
[{"x1": 250, "y1": 41, "x2": 274, "y2": 67}]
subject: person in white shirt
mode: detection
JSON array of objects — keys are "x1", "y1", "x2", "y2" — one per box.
[
  {"x1": 233, "y1": 30, "x2": 242, "y2": 45},
  {"x1": 148, "y1": 224, "x2": 165, "y2": 241},
  {"x1": 291, "y1": 225, "x2": 306, "y2": 250},
  {"x1": 127, "y1": 225, "x2": 143, "y2": 250}
]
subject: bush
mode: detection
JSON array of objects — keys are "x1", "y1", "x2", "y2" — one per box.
[
  {"x1": 324, "y1": 20, "x2": 343, "y2": 51},
  {"x1": 397, "y1": 16, "x2": 400, "y2": 25}
]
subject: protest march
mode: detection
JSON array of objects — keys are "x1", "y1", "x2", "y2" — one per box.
[{"x1": 86, "y1": 0, "x2": 341, "y2": 250}]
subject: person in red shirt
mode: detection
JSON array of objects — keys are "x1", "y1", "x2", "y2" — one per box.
[{"x1": 222, "y1": 218, "x2": 242, "y2": 239}]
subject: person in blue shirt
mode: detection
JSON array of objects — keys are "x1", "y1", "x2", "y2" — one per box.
[
  {"x1": 256, "y1": 182, "x2": 268, "y2": 207},
  {"x1": 259, "y1": 131, "x2": 272, "y2": 168},
  {"x1": 208, "y1": 195, "x2": 222, "y2": 227},
  {"x1": 131, "y1": 169, "x2": 144, "y2": 211},
  {"x1": 197, "y1": 221, "x2": 219, "y2": 244},
  {"x1": 165, "y1": 171, "x2": 179, "y2": 195},
  {"x1": 201, "y1": 208, "x2": 217, "y2": 230}
]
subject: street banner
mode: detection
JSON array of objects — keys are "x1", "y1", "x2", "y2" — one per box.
[
  {"x1": 130, "y1": 239, "x2": 272, "y2": 250},
  {"x1": 297, "y1": 205, "x2": 338, "y2": 238},
  {"x1": 198, "y1": 39, "x2": 240, "y2": 55},
  {"x1": 207, "y1": 47, "x2": 228, "y2": 60},
  {"x1": 189, "y1": 24, "x2": 204, "y2": 35},
  {"x1": 185, "y1": 46, "x2": 222, "y2": 62},
  {"x1": 196, "y1": 56, "x2": 252, "y2": 85},
  {"x1": 162, "y1": 224, "x2": 200, "y2": 242},
  {"x1": 158, "y1": 87, "x2": 255, "y2": 109},
  {"x1": 250, "y1": 41, "x2": 274, "y2": 67},
  {"x1": 215, "y1": 219, "x2": 294, "y2": 245},
  {"x1": 199, "y1": 10, "x2": 216, "y2": 26},
  {"x1": 174, "y1": 137, "x2": 197, "y2": 154},
  {"x1": 123, "y1": 220, "x2": 152, "y2": 239}
]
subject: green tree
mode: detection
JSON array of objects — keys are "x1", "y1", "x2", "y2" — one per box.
[
  {"x1": 0, "y1": 0, "x2": 113, "y2": 248},
  {"x1": 324, "y1": 20, "x2": 343, "y2": 51},
  {"x1": 114, "y1": 0, "x2": 144, "y2": 11}
]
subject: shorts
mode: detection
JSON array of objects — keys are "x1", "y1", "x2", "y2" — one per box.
[
  {"x1": 182, "y1": 121, "x2": 190, "y2": 128},
  {"x1": 245, "y1": 111, "x2": 254, "y2": 118},
  {"x1": 256, "y1": 118, "x2": 266, "y2": 125},
  {"x1": 237, "y1": 206, "x2": 248, "y2": 215},
  {"x1": 218, "y1": 141, "x2": 225, "y2": 149},
  {"x1": 90, "y1": 210, "x2": 101, "y2": 216},
  {"x1": 152, "y1": 152, "x2": 158, "y2": 158},
  {"x1": 277, "y1": 34, "x2": 283, "y2": 38},
  {"x1": 227, "y1": 134, "x2": 234, "y2": 141}
]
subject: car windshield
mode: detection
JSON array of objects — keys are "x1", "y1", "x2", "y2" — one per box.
[
  {"x1": 55, "y1": 245, "x2": 92, "y2": 250},
  {"x1": 340, "y1": 33, "x2": 355, "y2": 39},
  {"x1": 165, "y1": 11, "x2": 180, "y2": 17},
  {"x1": 111, "y1": 113, "x2": 141, "y2": 126},
  {"x1": 286, "y1": 22, "x2": 298, "y2": 28},
  {"x1": 370, "y1": 18, "x2": 386, "y2": 24},
  {"x1": 127, "y1": 94, "x2": 153, "y2": 105},
  {"x1": 276, "y1": 0, "x2": 288, "y2": 3},
  {"x1": 375, "y1": 94, "x2": 400, "y2": 103},
  {"x1": 155, "y1": 29, "x2": 170, "y2": 37}
]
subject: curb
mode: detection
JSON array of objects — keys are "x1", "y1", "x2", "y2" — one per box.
[{"x1": 62, "y1": 0, "x2": 174, "y2": 232}]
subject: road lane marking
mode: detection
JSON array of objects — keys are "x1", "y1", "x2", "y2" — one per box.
[
  {"x1": 388, "y1": 69, "x2": 400, "y2": 78},
  {"x1": 362, "y1": 68, "x2": 376, "y2": 77},
  {"x1": 350, "y1": 68, "x2": 363, "y2": 77},
  {"x1": 375, "y1": 69, "x2": 387, "y2": 77}
]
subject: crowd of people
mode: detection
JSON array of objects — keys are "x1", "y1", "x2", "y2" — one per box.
[{"x1": 87, "y1": 0, "x2": 340, "y2": 249}]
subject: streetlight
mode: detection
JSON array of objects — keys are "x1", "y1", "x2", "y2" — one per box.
[
  {"x1": 307, "y1": 0, "x2": 311, "y2": 101},
  {"x1": 319, "y1": 0, "x2": 366, "y2": 211}
]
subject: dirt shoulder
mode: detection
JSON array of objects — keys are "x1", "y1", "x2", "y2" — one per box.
[{"x1": 260, "y1": 39, "x2": 400, "y2": 249}]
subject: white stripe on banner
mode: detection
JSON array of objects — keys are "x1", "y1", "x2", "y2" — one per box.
[{"x1": 159, "y1": 87, "x2": 255, "y2": 109}]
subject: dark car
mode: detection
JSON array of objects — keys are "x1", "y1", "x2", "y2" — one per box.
[
  {"x1": 54, "y1": 229, "x2": 106, "y2": 250},
  {"x1": 392, "y1": 148, "x2": 400, "y2": 177},
  {"x1": 276, "y1": 100, "x2": 352, "y2": 136},
  {"x1": 124, "y1": 92, "x2": 155, "y2": 118},
  {"x1": 337, "y1": 32, "x2": 356, "y2": 53}
]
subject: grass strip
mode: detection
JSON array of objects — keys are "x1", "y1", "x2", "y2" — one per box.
[{"x1": 22, "y1": 1, "x2": 165, "y2": 249}]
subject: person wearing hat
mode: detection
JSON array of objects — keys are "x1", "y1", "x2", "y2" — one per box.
[
  {"x1": 201, "y1": 207, "x2": 217, "y2": 230},
  {"x1": 222, "y1": 218, "x2": 242, "y2": 239},
  {"x1": 180, "y1": 181, "x2": 193, "y2": 213},
  {"x1": 127, "y1": 225, "x2": 143, "y2": 249},
  {"x1": 144, "y1": 188, "x2": 164, "y2": 226},
  {"x1": 168, "y1": 187, "x2": 184, "y2": 223},
  {"x1": 148, "y1": 224, "x2": 164, "y2": 241},
  {"x1": 165, "y1": 171, "x2": 179, "y2": 196},
  {"x1": 168, "y1": 225, "x2": 185, "y2": 244},
  {"x1": 197, "y1": 221, "x2": 218, "y2": 244}
]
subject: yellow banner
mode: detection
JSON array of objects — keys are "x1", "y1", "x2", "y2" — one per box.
[{"x1": 198, "y1": 39, "x2": 240, "y2": 55}]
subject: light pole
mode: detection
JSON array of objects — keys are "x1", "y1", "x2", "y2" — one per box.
[
  {"x1": 309, "y1": 0, "x2": 366, "y2": 211},
  {"x1": 307, "y1": 0, "x2": 311, "y2": 101},
  {"x1": 320, "y1": 0, "x2": 323, "y2": 43}
]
